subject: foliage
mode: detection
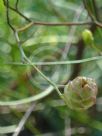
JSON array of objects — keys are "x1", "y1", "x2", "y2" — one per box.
[{"x1": 0, "y1": 0, "x2": 102, "y2": 135}]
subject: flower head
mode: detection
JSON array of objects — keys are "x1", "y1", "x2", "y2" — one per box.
[{"x1": 63, "y1": 76, "x2": 98, "y2": 110}]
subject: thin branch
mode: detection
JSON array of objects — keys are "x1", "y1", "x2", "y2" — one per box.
[
  {"x1": 83, "y1": 0, "x2": 102, "y2": 26},
  {"x1": 5, "y1": 55, "x2": 102, "y2": 66},
  {"x1": 4, "y1": 0, "x2": 102, "y2": 32},
  {"x1": 62, "y1": 5, "x2": 84, "y2": 59},
  {"x1": 14, "y1": 31, "x2": 62, "y2": 96},
  {"x1": 15, "y1": 0, "x2": 19, "y2": 10},
  {"x1": 92, "y1": 0, "x2": 100, "y2": 21},
  {"x1": 95, "y1": 21, "x2": 102, "y2": 28},
  {"x1": 83, "y1": 0, "x2": 95, "y2": 21},
  {"x1": 18, "y1": 20, "x2": 102, "y2": 32},
  {"x1": 18, "y1": 21, "x2": 94, "y2": 32},
  {"x1": 12, "y1": 103, "x2": 35, "y2": 136},
  {"x1": 5, "y1": 0, "x2": 15, "y2": 32},
  {"x1": 3, "y1": 0, "x2": 31, "y2": 22}
]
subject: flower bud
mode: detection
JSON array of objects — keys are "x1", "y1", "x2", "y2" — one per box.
[
  {"x1": 82, "y1": 29, "x2": 94, "y2": 45},
  {"x1": 63, "y1": 76, "x2": 98, "y2": 110}
]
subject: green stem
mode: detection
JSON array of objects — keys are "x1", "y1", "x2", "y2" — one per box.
[
  {"x1": 15, "y1": 31, "x2": 61, "y2": 96},
  {"x1": 0, "y1": 125, "x2": 17, "y2": 134},
  {"x1": 24, "y1": 55, "x2": 61, "y2": 96},
  {"x1": 6, "y1": 55, "x2": 102, "y2": 66}
]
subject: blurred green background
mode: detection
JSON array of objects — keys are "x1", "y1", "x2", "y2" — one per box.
[{"x1": 0, "y1": 0, "x2": 102, "y2": 135}]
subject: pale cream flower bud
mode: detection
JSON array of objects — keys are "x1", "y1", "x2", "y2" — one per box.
[{"x1": 63, "y1": 76, "x2": 98, "y2": 110}]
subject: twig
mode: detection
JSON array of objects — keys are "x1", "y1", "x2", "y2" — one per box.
[
  {"x1": 83, "y1": 0, "x2": 95, "y2": 21},
  {"x1": 3, "y1": 0, "x2": 31, "y2": 22},
  {"x1": 18, "y1": 21, "x2": 94, "y2": 32},
  {"x1": 12, "y1": 103, "x2": 35, "y2": 136},
  {"x1": 83, "y1": 0, "x2": 102, "y2": 25},
  {"x1": 14, "y1": 30, "x2": 61, "y2": 96},
  {"x1": 5, "y1": 0, "x2": 15, "y2": 32},
  {"x1": 18, "y1": 21, "x2": 102, "y2": 32},
  {"x1": 62, "y1": 5, "x2": 84, "y2": 59},
  {"x1": 15, "y1": 0, "x2": 19, "y2": 10},
  {"x1": 4, "y1": 0, "x2": 102, "y2": 32},
  {"x1": 5, "y1": 55, "x2": 102, "y2": 66},
  {"x1": 92, "y1": 0, "x2": 100, "y2": 21},
  {"x1": 95, "y1": 21, "x2": 102, "y2": 28}
]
